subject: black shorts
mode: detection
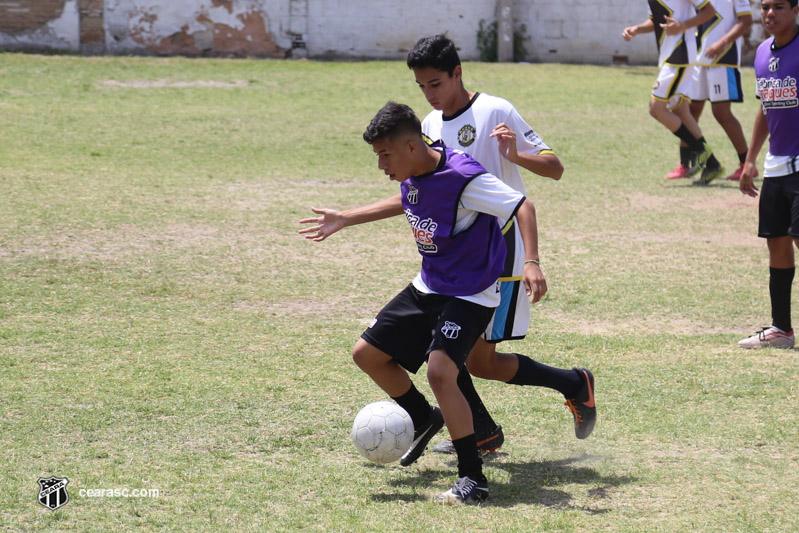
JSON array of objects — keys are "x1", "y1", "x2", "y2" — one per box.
[
  {"x1": 361, "y1": 284, "x2": 495, "y2": 373},
  {"x1": 759, "y1": 172, "x2": 799, "y2": 239}
]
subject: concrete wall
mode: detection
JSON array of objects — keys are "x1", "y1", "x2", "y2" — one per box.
[{"x1": 0, "y1": 0, "x2": 771, "y2": 65}]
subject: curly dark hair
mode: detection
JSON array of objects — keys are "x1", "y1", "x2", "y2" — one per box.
[
  {"x1": 406, "y1": 34, "x2": 460, "y2": 76},
  {"x1": 362, "y1": 101, "x2": 422, "y2": 144}
]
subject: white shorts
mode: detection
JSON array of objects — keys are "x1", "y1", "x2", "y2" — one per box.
[
  {"x1": 652, "y1": 64, "x2": 694, "y2": 109},
  {"x1": 483, "y1": 219, "x2": 530, "y2": 342},
  {"x1": 687, "y1": 65, "x2": 744, "y2": 103}
]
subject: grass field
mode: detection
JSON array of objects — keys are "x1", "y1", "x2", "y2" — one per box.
[{"x1": 1, "y1": 53, "x2": 797, "y2": 532}]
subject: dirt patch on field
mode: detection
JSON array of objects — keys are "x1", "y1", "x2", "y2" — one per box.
[{"x1": 2, "y1": 223, "x2": 225, "y2": 262}]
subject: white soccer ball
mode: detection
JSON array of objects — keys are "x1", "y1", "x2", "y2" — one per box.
[{"x1": 351, "y1": 401, "x2": 414, "y2": 464}]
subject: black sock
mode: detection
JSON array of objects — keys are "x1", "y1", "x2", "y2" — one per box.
[
  {"x1": 738, "y1": 151, "x2": 747, "y2": 164},
  {"x1": 507, "y1": 354, "x2": 582, "y2": 398},
  {"x1": 457, "y1": 367, "x2": 498, "y2": 436},
  {"x1": 680, "y1": 146, "x2": 692, "y2": 167},
  {"x1": 673, "y1": 125, "x2": 704, "y2": 152},
  {"x1": 391, "y1": 383, "x2": 431, "y2": 429},
  {"x1": 770, "y1": 266, "x2": 795, "y2": 332},
  {"x1": 452, "y1": 434, "x2": 484, "y2": 479}
]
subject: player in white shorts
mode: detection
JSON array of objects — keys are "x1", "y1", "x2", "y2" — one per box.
[
  {"x1": 624, "y1": 0, "x2": 726, "y2": 184},
  {"x1": 667, "y1": 0, "x2": 754, "y2": 181}
]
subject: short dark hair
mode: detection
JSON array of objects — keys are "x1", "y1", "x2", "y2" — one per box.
[
  {"x1": 363, "y1": 102, "x2": 422, "y2": 144},
  {"x1": 790, "y1": 0, "x2": 798, "y2": 7},
  {"x1": 406, "y1": 34, "x2": 461, "y2": 76}
]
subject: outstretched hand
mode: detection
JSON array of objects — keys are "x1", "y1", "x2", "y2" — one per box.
[
  {"x1": 622, "y1": 25, "x2": 638, "y2": 41},
  {"x1": 298, "y1": 207, "x2": 345, "y2": 242}
]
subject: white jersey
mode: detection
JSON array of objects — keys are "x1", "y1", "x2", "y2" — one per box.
[
  {"x1": 648, "y1": 0, "x2": 711, "y2": 67},
  {"x1": 421, "y1": 92, "x2": 553, "y2": 196},
  {"x1": 696, "y1": 0, "x2": 751, "y2": 67}
]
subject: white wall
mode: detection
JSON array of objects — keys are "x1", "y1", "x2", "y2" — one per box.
[{"x1": 0, "y1": 0, "x2": 773, "y2": 65}]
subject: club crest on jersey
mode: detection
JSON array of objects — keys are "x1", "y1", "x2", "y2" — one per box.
[
  {"x1": 406, "y1": 185, "x2": 418, "y2": 205},
  {"x1": 769, "y1": 57, "x2": 780, "y2": 73},
  {"x1": 457, "y1": 124, "x2": 476, "y2": 147},
  {"x1": 441, "y1": 321, "x2": 461, "y2": 339}
]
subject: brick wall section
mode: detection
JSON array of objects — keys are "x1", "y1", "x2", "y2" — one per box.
[
  {"x1": 79, "y1": 0, "x2": 104, "y2": 46},
  {"x1": 0, "y1": 0, "x2": 67, "y2": 33}
]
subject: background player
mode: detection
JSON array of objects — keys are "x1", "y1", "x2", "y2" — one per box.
[
  {"x1": 352, "y1": 101, "x2": 544, "y2": 503},
  {"x1": 666, "y1": 0, "x2": 754, "y2": 181},
  {"x1": 737, "y1": 0, "x2": 799, "y2": 349},
  {"x1": 623, "y1": 0, "x2": 726, "y2": 184}
]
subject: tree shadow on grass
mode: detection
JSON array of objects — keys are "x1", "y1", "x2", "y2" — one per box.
[{"x1": 370, "y1": 453, "x2": 636, "y2": 511}]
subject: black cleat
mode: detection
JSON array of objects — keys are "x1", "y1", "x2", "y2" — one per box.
[
  {"x1": 400, "y1": 406, "x2": 444, "y2": 467},
  {"x1": 434, "y1": 475, "x2": 489, "y2": 505},
  {"x1": 564, "y1": 367, "x2": 596, "y2": 439}
]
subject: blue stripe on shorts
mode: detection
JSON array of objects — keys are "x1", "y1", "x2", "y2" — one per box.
[
  {"x1": 491, "y1": 281, "x2": 515, "y2": 339},
  {"x1": 727, "y1": 67, "x2": 740, "y2": 101}
]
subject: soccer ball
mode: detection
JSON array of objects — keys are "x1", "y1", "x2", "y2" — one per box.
[{"x1": 351, "y1": 401, "x2": 414, "y2": 464}]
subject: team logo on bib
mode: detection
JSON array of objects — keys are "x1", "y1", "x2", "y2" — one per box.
[
  {"x1": 441, "y1": 321, "x2": 461, "y2": 339},
  {"x1": 406, "y1": 185, "x2": 418, "y2": 205},
  {"x1": 769, "y1": 57, "x2": 780, "y2": 73},
  {"x1": 457, "y1": 124, "x2": 476, "y2": 147}
]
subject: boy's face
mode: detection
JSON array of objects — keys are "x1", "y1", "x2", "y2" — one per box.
[
  {"x1": 413, "y1": 66, "x2": 463, "y2": 114},
  {"x1": 760, "y1": 0, "x2": 799, "y2": 36},
  {"x1": 371, "y1": 136, "x2": 414, "y2": 183}
]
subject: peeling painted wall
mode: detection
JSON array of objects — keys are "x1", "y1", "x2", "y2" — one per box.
[
  {"x1": 0, "y1": 0, "x2": 80, "y2": 52},
  {"x1": 0, "y1": 0, "x2": 775, "y2": 64},
  {"x1": 104, "y1": 0, "x2": 284, "y2": 57}
]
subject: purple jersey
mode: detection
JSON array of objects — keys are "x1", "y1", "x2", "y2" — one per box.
[
  {"x1": 754, "y1": 32, "x2": 799, "y2": 157},
  {"x1": 401, "y1": 148, "x2": 506, "y2": 296}
]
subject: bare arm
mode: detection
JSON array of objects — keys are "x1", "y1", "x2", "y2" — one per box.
[
  {"x1": 705, "y1": 14, "x2": 752, "y2": 59},
  {"x1": 298, "y1": 193, "x2": 403, "y2": 241},
  {"x1": 623, "y1": 19, "x2": 655, "y2": 40},
  {"x1": 740, "y1": 110, "x2": 769, "y2": 198},
  {"x1": 514, "y1": 199, "x2": 547, "y2": 303},
  {"x1": 662, "y1": 3, "x2": 716, "y2": 36}
]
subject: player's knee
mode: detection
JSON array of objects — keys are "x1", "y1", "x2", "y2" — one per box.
[
  {"x1": 352, "y1": 340, "x2": 374, "y2": 371},
  {"x1": 426, "y1": 358, "x2": 456, "y2": 393}
]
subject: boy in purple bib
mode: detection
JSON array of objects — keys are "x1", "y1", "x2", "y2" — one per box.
[{"x1": 350, "y1": 102, "x2": 544, "y2": 504}]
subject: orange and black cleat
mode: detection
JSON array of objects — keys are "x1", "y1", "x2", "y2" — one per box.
[{"x1": 564, "y1": 367, "x2": 596, "y2": 439}]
